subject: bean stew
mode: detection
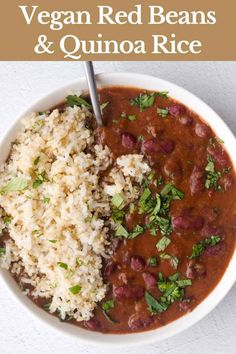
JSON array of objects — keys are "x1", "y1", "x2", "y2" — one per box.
[{"x1": 20, "y1": 87, "x2": 236, "y2": 333}]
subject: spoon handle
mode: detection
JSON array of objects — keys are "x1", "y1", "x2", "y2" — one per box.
[{"x1": 83, "y1": 61, "x2": 103, "y2": 126}]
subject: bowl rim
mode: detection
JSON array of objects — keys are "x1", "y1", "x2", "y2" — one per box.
[{"x1": 0, "y1": 71, "x2": 236, "y2": 347}]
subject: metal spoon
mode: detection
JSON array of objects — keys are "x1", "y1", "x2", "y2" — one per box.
[{"x1": 83, "y1": 61, "x2": 103, "y2": 126}]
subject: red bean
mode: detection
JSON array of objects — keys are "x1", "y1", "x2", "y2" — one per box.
[
  {"x1": 142, "y1": 272, "x2": 156, "y2": 289},
  {"x1": 169, "y1": 104, "x2": 185, "y2": 117},
  {"x1": 172, "y1": 214, "x2": 204, "y2": 232},
  {"x1": 130, "y1": 256, "x2": 146, "y2": 272},
  {"x1": 219, "y1": 175, "x2": 233, "y2": 191},
  {"x1": 128, "y1": 313, "x2": 154, "y2": 330},
  {"x1": 190, "y1": 165, "x2": 205, "y2": 195},
  {"x1": 160, "y1": 139, "x2": 175, "y2": 154},
  {"x1": 204, "y1": 243, "x2": 223, "y2": 256},
  {"x1": 195, "y1": 123, "x2": 211, "y2": 138},
  {"x1": 179, "y1": 301, "x2": 191, "y2": 312},
  {"x1": 163, "y1": 158, "x2": 183, "y2": 184},
  {"x1": 84, "y1": 318, "x2": 101, "y2": 331},
  {"x1": 104, "y1": 262, "x2": 116, "y2": 278},
  {"x1": 113, "y1": 285, "x2": 144, "y2": 300},
  {"x1": 194, "y1": 263, "x2": 206, "y2": 276},
  {"x1": 122, "y1": 250, "x2": 130, "y2": 265},
  {"x1": 110, "y1": 238, "x2": 121, "y2": 252},
  {"x1": 128, "y1": 314, "x2": 143, "y2": 330},
  {"x1": 186, "y1": 260, "x2": 206, "y2": 279},
  {"x1": 191, "y1": 216, "x2": 204, "y2": 230},
  {"x1": 118, "y1": 272, "x2": 128, "y2": 284},
  {"x1": 122, "y1": 133, "x2": 137, "y2": 149},
  {"x1": 201, "y1": 224, "x2": 224, "y2": 238},
  {"x1": 203, "y1": 207, "x2": 219, "y2": 223},
  {"x1": 172, "y1": 216, "x2": 191, "y2": 231},
  {"x1": 179, "y1": 116, "x2": 193, "y2": 126},
  {"x1": 186, "y1": 261, "x2": 195, "y2": 279},
  {"x1": 142, "y1": 138, "x2": 159, "y2": 153},
  {"x1": 207, "y1": 145, "x2": 228, "y2": 168}
]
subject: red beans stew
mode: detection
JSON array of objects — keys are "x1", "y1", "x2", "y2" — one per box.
[{"x1": 38, "y1": 87, "x2": 236, "y2": 333}]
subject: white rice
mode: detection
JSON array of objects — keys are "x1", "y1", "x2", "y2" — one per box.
[{"x1": 0, "y1": 105, "x2": 150, "y2": 321}]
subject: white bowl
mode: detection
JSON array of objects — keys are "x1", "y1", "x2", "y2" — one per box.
[{"x1": 0, "y1": 72, "x2": 236, "y2": 347}]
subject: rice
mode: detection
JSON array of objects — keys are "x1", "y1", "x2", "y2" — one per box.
[{"x1": 0, "y1": 105, "x2": 150, "y2": 321}]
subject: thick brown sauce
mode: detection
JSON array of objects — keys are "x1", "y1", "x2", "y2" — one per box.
[{"x1": 3, "y1": 86, "x2": 236, "y2": 334}]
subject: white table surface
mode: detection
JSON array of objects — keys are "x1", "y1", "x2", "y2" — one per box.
[{"x1": 0, "y1": 61, "x2": 235, "y2": 354}]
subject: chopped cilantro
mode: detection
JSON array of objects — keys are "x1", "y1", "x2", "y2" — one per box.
[
  {"x1": 49, "y1": 240, "x2": 57, "y2": 244},
  {"x1": 111, "y1": 209, "x2": 125, "y2": 224},
  {"x1": 112, "y1": 194, "x2": 124, "y2": 209},
  {"x1": 0, "y1": 248, "x2": 6, "y2": 256},
  {"x1": 100, "y1": 101, "x2": 110, "y2": 113},
  {"x1": 189, "y1": 235, "x2": 221, "y2": 259},
  {"x1": 128, "y1": 115, "x2": 136, "y2": 121},
  {"x1": 147, "y1": 257, "x2": 158, "y2": 267},
  {"x1": 43, "y1": 196, "x2": 50, "y2": 204},
  {"x1": 43, "y1": 303, "x2": 51, "y2": 311},
  {"x1": 115, "y1": 224, "x2": 144, "y2": 239},
  {"x1": 139, "y1": 188, "x2": 155, "y2": 214},
  {"x1": 0, "y1": 177, "x2": 28, "y2": 194},
  {"x1": 157, "y1": 272, "x2": 192, "y2": 306},
  {"x1": 176, "y1": 279, "x2": 192, "y2": 287},
  {"x1": 115, "y1": 225, "x2": 129, "y2": 238},
  {"x1": 33, "y1": 171, "x2": 46, "y2": 189},
  {"x1": 3, "y1": 215, "x2": 12, "y2": 225},
  {"x1": 157, "y1": 108, "x2": 169, "y2": 118},
  {"x1": 129, "y1": 225, "x2": 144, "y2": 239},
  {"x1": 66, "y1": 95, "x2": 92, "y2": 109},
  {"x1": 160, "y1": 253, "x2": 179, "y2": 270},
  {"x1": 69, "y1": 285, "x2": 81, "y2": 295},
  {"x1": 130, "y1": 92, "x2": 156, "y2": 112},
  {"x1": 102, "y1": 299, "x2": 115, "y2": 312},
  {"x1": 156, "y1": 236, "x2": 171, "y2": 251},
  {"x1": 170, "y1": 256, "x2": 179, "y2": 270},
  {"x1": 205, "y1": 156, "x2": 222, "y2": 191},
  {"x1": 160, "y1": 253, "x2": 171, "y2": 260},
  {"x1": 137, "y1": 135, "x2": 144, "y2": 141},
  {"x1": 33, "y1": 156, "x2": 40, "y2": 166},
  {"x1": 130, "y1": 92, "x2": 169, "y2": 112},
  {"x1": 160, "y1": 183, "x2": 184, "y2": 200},
  {"x1": 145, "y1": 291, "x2": 168, "y2": 314},
  {"x1": 57, "y1": 262, "x2": 68, "y2": 270},
  {"x1": 156, "y1": 176, "x2": 164, "y2": 186},
  {"x1": 156, "y1": 91, "x2": 169, "y2": 98}
]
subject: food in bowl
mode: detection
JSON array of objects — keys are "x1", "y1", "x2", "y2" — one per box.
[{"x1": 0, "y1": 86, "x2": 235, "y2": 334}]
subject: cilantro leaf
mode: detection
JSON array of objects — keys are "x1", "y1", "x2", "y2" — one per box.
[
  {"x1": 66, "y1": 95, "x2": 92, "y2": 109},
  {"x1": 102, "y1": 299, "x2": 115, "y2": 312},
  {"x1": 205, "y1": 156, "x2": 222, "y2": 190},
  {"x1": 57, "y1": 262, "x2": 68, "y2": 270},
  {"x1": 100, "y1": 102, "x2": 110, "y2": 113},
  {"x1": 156, "y1": 236, "x2": 171, "y2": 251},
  {"x1": 111, "y1": 209, "x2": 125, "y2": 224},
  {"x1": 115, "y1": 225, "x2": 129, "y2": 238},
  {"x1": 0, "y1": 177, "x2": 28, "y2": 194},
  {"x1": 69, "y1": 285, "x2": 81, "y2": 295},
  {"x1": 112, "y1": 194, "x2": 124, "y2": 209},
  {"x1": 33, "y1": 171, "x2": 47, "y2": 189},
  {"x1": 145, "y1": 291, "x2": 168, "y2": 314},
  {"x1": 189, "y1": 235, "x2": 221, "y2": 259},
  {"x1": 157, "y1": 108, "x2": 169, "y2": 118},
  {"x1": 0, "y1": 248, "x2": 6, "y2": 256},
  {"x1": 130, "y1": 93, "x2": 156, "y2": 112},
  {"x1": 129, "y1": 225, "x2": 144, "y2": 239},
  {"x1": 147, "y1": 257, "x2": 158, "y2": 267}
]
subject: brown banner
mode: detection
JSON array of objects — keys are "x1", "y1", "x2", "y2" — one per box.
[{"x1": 0, "y1": 0, "x2": 235, "y2": 60}]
